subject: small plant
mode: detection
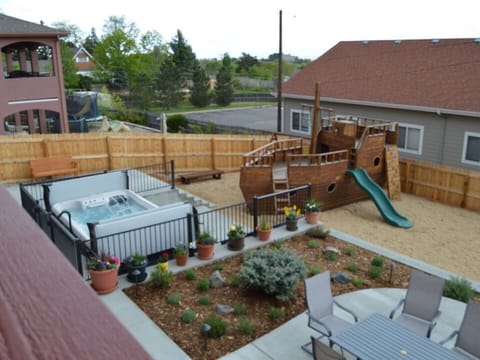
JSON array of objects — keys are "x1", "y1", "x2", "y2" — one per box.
[
  {"x1": 324, "y1": 251, "x2": 338, "y2": 261},
  {"x1": 310, "y1": 265, "x2": 322, "y2": 276},
  {"x1": 158, "y1": 251, "x2": 169, "y2": 263},
  {"x1": 371, "y1": 256, "x2": 384, "y2": 267},
  {"x1": 150, "y1": 268, "x2": 173, "y2": 288},
  {"x1": 345, "y1": 262, "x2": 359, "y2": 273},
  {"x1": 197, "y1": 231, "x2": 215, "y2": 245},
  {"x1": 271, "y1": 240, "x2": 283, "y2": 250},
  {"x1": 306, "y1": 225, "x2": 330, "y2": 239},
  {"x1": 352, "y1": 277, "x2": 364, "y2": 287},
  {"x1": 305, "y1": 198, "x2": 320, "y2": 213},
  {"x1": 185, "y1": 269, "x2": 197, "y2": 280},
  {"x1": 228, "y1": 224, "x2": 246, "y2": 239},
  {"x1": 167, "y1": 293, "x2": 182, "y2": 305},
  {"x1": 258, "y1": 217, "x2": 272, "y2": 231},
  {"x1": 368, "y1": 265, "x2": 384, "y2": 279},
  {"x1": 284, "y1": 205, "x2": 301, "y2": 220},
  {"x1": 213, "y1": 264, "x2": 224, "y2": 271},
  {"x1": 198, "y1": 295, "x2": 211, "y2": 305},
  {"x1": 268, "y1": 307, "x2": 284, "y2": 320},
  {"x1": 344, "y1": 245, "x2": 356, "y2": 256},
  {"x1": 230, "y1": 275, "x2": 240, "y2": 287},
  {"x1": 87, "y1": 252, "x2": 120, "y2": 271},
  {"x1": 233, "y1": 304, "x2": 247, "y2": 316},
  {"x1": 198, "y1": 278, "x2": 211, "y2": 291},
  {"x1": 124, "y1": 253, "x2": 147, "y2": 267},
  {"x1": 174, "y1": 243, "x2": 188, "y2": 256},
  {"x1": 443, "y1": 277, "x2": 476, "y2": 303},
  {"x1": 204, "y1": 315, "x2": 227, "y2": 338},
  {"x1": 307, "y1": 239, "x2": 319, "y2": 249},
  {"x1": 181, "y1": 309, "x2": 196, "y2": 324},
  {"x1": 239, "y1": 318, "x2": 255, "y2": 334}
]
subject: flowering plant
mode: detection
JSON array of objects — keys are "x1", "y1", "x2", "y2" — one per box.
[
  {"x1": 124, "y1": 253, "x2": 147, "y2": 267},
  {"x1": 159, "y1": 251, "x2": 169, "y2": 263},
  {"x1": 87, "y1": 252, "x2": 120, "y2": 272},
  {"x1": 305, "y1": 199, "x2": 321, "y2": 213},
  {"x1": 174, "y1": 243, "x2": 188, "y2": 255},
  {"x1": 197, "y1": 231, "x2": 215, "y2": 245},
  {"x1": 284, "y1": 205, "x2": 301, "y2": 220},
  {"x1": 258, "y1": 217, "x2": 272, "y2": 231},
  {"x1": 228, "y1": 224, "x2": 246, "y2": 239}
]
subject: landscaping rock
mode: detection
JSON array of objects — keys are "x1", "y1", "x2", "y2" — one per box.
[
  {"x1": 332, "y1": 272, "x2": 352, "y2": 284},
  {"x1": 210, "y1": 270, "x2": 227, "y2": 288},
  {"x1": 323, "y1": 246, "x2": 341, "y2": 256},
  {"x1": 216, "y1": 304, "x2": 234, "y2": 314}
]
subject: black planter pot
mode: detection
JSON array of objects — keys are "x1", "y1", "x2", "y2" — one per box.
[
  {"x1": 126, "y1": 263, "x2": 147, "y2": 283},
  {"x1": 286, "y1": 219, "x2": 298, "y2": 231},
  {"x1": 228, "y1": 236, "x2": 245, "y2": 251}
]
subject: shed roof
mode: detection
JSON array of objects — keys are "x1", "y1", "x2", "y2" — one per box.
[
  {"x1": 282, "y1": 38, "x2": 480, "y2": 115},
  {"x1": 0, "y1": 13, "x2": 67, "y2": 37}
]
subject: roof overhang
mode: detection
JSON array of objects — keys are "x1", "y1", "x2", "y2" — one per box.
[
  {"x1": 0, "y1": 32, "x2": 68, "y2": 39},
  {"x1": 282, "y1": 93, "x2": 480, "y2": 118}
]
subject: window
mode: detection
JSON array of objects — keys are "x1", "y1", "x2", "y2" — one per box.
[
  {"x1": 290, "y1": 110, "x2": 310, "y2": 133},
  {"x1": 76, "y1": 57, "x2": 89, "y2": 63},
  {"x1": 398, "y1": 123, "x2": 423, "y2": 154},
  {"x1": 462, "y1": 132, "x2": 480, "y2": 166}
]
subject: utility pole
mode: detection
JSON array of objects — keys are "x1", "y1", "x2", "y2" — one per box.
[{"x1": 277, "y1": 9, "x2": 283, "y2": 132}]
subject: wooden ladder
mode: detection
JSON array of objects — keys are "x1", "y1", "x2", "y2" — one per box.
[
  {"x1": 273, "y1": 177, "x2": 290, "y2": 213},
  {"x1": 385, "y1": 145, "x2": 402, "y2": 200}
]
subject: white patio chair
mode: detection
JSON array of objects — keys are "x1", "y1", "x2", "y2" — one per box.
[
  {"x1": 389, "y1": 269, "x2": 445, "y2": 338},
  {"x1": 302, "y1": 271, "x2": 358, "y2": 354},
  {"x1": 439, "y1": 300, "x2": 480, "y2": 359}
]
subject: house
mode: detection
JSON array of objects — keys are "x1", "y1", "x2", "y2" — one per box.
[
  {"x1": 281, "y1": 39, "x2": 480, "y2": 171},
  {"x1": 71, "y1": 46, "x2": 97, "y2": 77},
  {"x1": 0, "y1": 13, "x2": 69, "y2": 135}
]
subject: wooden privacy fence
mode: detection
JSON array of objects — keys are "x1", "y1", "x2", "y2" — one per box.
[
  {"x1": 0, "y1": 133, "x2": 279, "y2": 183},
  {"x1": 399, "y1": 159, "x2": 480, "y2": 212}
]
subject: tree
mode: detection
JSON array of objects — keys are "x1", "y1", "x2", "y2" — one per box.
[
  {"x1": 235, "y1": 53, "x2": 259, "y2": 75},
  {"x1": 83, "y1": 28, "x2": 100, "y2": 54},
  {"x1": 156, "y1": 57, "x2": 183, "y2": 109},
  {"x1": 59, "y1": 41, "x2": 79, "y2": 89},
  {"x1": 215, "y1": 54, "x2": 234, "y2": 106},
  {"x1": 189, "y1": 60, "x2": 210, "y2": 107},
  {"x1": 51, "y1": 21, "x2": 83, "y2": 47},
  {"x1": 169, "y1": 30, "x2": 195, "y2": 86}
]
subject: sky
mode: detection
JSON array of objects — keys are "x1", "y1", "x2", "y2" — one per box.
[{"x1": 1, "y1": 0, "x2": 479, "y2": 60}]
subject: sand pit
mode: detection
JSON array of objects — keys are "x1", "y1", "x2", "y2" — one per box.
[{"x1": 178, "y1": 171, "x2": 480, "y2": 281}]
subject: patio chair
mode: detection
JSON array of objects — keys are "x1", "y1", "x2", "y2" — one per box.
[
  {"x1": 311, "y1": 336, "x2": 344, "y2": 360},
  {"x1": 389, "y1": 269, "x2": 445, "y2": 338},
  {"x1": 439, "y1": 300, "x2": 480, "y2": 359},
  {"x1": 302, "y1": 271, "x2": 358, "y2": 354}
]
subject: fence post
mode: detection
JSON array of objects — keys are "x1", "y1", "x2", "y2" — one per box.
[
  {"x1": 42, "y1": 183, "x2": 52, "y2": 212},
  {"x1": 186, "y1": 212, "x2": 193, "y2": 247},
  {"x1": 124, "y1": 169, "x2": 130, "y2": 190},
  {"x1": 307, "y1": 183, "x2": 312, "y2": 200},
  {"x1": 253, "y1": 196, "x2": 259, "y2": 234},
  {"x1": 170, "y1": 159, "x2": 175, "y2": 189},
  {"x1": 87, "y1": 222, "x2": 99, "y2": 255}
]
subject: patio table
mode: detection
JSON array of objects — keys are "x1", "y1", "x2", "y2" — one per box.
[{"x1": 330, "y1": 313, "x2": 464, "y2": 360}]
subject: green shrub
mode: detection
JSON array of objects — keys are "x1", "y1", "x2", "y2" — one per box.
[
  {"x1": 324, "y1": 252, "x2": 338, "y2": 261},
  {"x1": 237, "y1": 247, "x2": 307, "y2": 302},
  {"x1": 213, "y1": 264, "x2": 224, "y2": 271},
  {"x1": 181, "y1": 309, "x2": 197, "y2": 324},
  {"x1": 268, "y1": 307, "x2": 284, "y2": 320},
  {"x1": 306, "y1": 225, "x2": 330, "y2": 239},
  {"x1": 368, "y1": 265, "x2": 384, "y2": 279},
  {"x1": 233, "y1": 304, "x2": 247, "y2": 316},
  {"x1": 185, "y1": 269, "x2": 197, "y2": 280},
  {"x1": 198, "y1": 295, "x2": 211, "y2": 305},
  {"x1": 167, "y1": 293, "x2": 182, "y2": 305},
  {"x1": 352, "y1": 277, "x2": 364, "y2": 287},
  {"x1": 167, "y1": 114, "x2": 186, "y2": 133},
  {"x1": 204, "y1": 315, "x2": 227, "y2": 338},
  {"x1": 239, "y1": 318, "x2": 255, "y2": 334},
  {"x1": 310, "y1": 266, "x2": 322, "y2": 276},
  {"x1": 344, "y1": 246, "x2": 356, "y2": 256},
  {"x1": 271, "y1": 240, "x2": 283, "y2": 250},
  {"x1": 150, "y1": 268, "x2": 173, "y2": 288},
  {"x1": 230, "y1": 275, "x2": 240, "y2": 287},
  {"x1": 198, "y1": 278, "x2": 211, "y2": 291},
  {"x1": 443, "y1": 277, "x2": 476, "y2": 303},
  {"x1": 345, "y1": 262, "x2": 359, "y2": 273},
  {"x1": 371, "y1": 256, "x2": 384, "y2": 267},
  {"x1": 307, "y1": 239, "x2": 319, "y2": 249}
]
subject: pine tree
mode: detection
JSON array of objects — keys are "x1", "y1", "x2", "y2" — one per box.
[
  {"x1": 215, "y1": 54, "x2": 234, "y2": 106},
  {"x1": 190, "y1": 60, "x2": 211, "y2": 107}
]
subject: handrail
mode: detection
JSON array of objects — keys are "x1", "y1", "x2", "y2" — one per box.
[
  {"x1": 287, "y1": 150, "x2": 349, "y2": 166},
  {"x1": 242, "y1": 138, "x2": 303, "y2": 167}
]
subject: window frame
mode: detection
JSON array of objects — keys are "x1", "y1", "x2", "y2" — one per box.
[
  {"x1": 290, "y1": 109, "x2": 311, "y2": 134},
  {"x1": 398, "y1": 123, "x2": 424, "y2": 155},
  {"x1": 461, "y1": 131, "x2": 480, "y2": 166}
]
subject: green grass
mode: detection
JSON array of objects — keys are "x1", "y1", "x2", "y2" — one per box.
[{"x1": 150, "y1": 101, "x2": 273, "y2": 114}]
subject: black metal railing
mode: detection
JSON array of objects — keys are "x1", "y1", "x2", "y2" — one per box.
[{"x1": 127, "y1": 160, "x2": 175, "y2": 193}]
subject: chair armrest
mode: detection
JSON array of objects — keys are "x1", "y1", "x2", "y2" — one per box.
[
  {"x1": 333, "y1": 299, "x2": 358, "y2": 322},
  {"x1": 389, "y1": 298, "x2": 405, "y2": 319},
  {"x1": 307, "y1": 311, "x2": 333, "y2": 336},
  {"x1": 439, "y1": 329, "x2": 459, "y2": 345},
  {"x1": 426, "y1": 310, "x2": 441, "y2": 338}
]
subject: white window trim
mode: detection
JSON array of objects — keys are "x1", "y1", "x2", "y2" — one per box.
[
  {"x1": 461, "y1": 131, "x2": 480, "y2": 166},
  {"x1": 290, "y1": 109, "x2": 310, "y2": 134},
  {"x1": 398, "y1": 123, "x2": 423, "y2": 155}
]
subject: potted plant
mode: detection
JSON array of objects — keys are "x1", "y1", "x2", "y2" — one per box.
[
  {"x1": 305, "y1": 198, "x2": 321, "y2": 225},
  {"x1": 284, "y1": 204, "x2": 301, "y2": 231},
  {"x1": 227, "y1": 223, "x2": 246, "y2": 251},
  {"x1": 157, "y1": 251, "x2": 169, "y2": 271},
  {"x1": 174, "y1": 243, "x2": 188, "y2": 266},
  {"x1": 256, "y1": 217, "x2": 272, "y2": 241},
  {"x1": 88, "y1": 252, "x2": 120, "y2": 295},
  {"x1": 196, "y1": 231, "x2": 215, "y2": 260},
  {"x1": 124, "y1": 253, "x2": 148, "y2": 283}
]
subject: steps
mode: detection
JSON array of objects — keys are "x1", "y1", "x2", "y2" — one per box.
[
  {"x1": 273, "y1": 177, "x2": 290, "y2": 213},
  {"x1": 385, "y1": 145, "x2": 401, "y2": 200}
]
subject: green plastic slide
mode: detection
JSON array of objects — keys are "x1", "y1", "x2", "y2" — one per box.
[{"x1": 347, "y1": 168, "x2": 413, "y2": 228}]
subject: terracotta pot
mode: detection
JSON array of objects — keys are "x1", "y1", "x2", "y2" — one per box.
[
  {"x1": 257, "y1": 227, "x2": 272, "y2": 241},
  {"x1": 286, "y1": 218, "x2": 298, "y2": 231},
  {"x1": 175, "y1": 253, "x2": 188, "y2": 266},
  {"x1": 90, "y1": 266, "x2": 119, "y2": 295},
  {"x1": 305, "y1": 211, "x2": 320, "y2": 225},
  {"x1": 197, "y1": 242, "x2": 214, "y2": 260},
  {"x1": 157, "y1": 261, "x2": 169, "y2": 271},
  {"x1": 228, "y1": 236, "x2": 245, "y2": 251}
]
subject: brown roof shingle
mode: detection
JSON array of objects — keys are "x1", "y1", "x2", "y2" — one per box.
[
  {"x1": 0, "y1": 13, "x2": 67, "y2": 37},
  {"x1": 282, "y1": 38, "x2": 480, "y2": 113}
]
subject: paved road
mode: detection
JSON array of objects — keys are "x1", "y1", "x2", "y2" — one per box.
[{"x1": 185, "y1": 106, "x2": 279, "y2": 133}]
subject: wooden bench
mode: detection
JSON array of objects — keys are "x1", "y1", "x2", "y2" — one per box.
[
  {"x1": 30, "y1": 155, "x2": 80, "y2": 181},
  {"x1": 180, "y1": 169, "x2": 224, "y2": 184}
]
